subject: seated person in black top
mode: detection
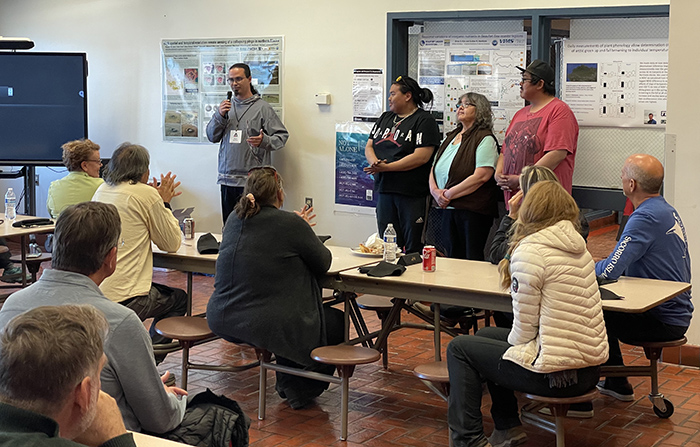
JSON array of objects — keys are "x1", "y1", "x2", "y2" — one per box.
[
  {"x1": 0, "y1": 304, "x2": 135, "y2": 447},
  {"x1": 207, "y1": 166, "x2": 344, "y2": 410}
]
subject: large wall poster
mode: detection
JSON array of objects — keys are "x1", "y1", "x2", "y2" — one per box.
[
  {"x1": 561, "y1": 38, "x2": 668, "y2": 128},
  {"x1": 161, "y1": 37, "x2": 284, "y2": 142},
  {"x1": 417, "y1": 33, "x2": 527, "y2": 143},
  {"x1": 335, "y1": 122, "x2": 375, "y2": 215}
]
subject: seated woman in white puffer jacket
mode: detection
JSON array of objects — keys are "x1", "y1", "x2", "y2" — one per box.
[{"x1": 446, "y1": 180, "x2": 609, "y2": 447}]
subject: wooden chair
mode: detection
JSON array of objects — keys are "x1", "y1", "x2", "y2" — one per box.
[
  {"x1": 154, "y1": 316, "x2": 259, "y2": 389},
  {"x1": 521, "y1": 389, "x2": 599, "y2": 447},
  {"x1": 601, "y1": 337, "x2": 687, "y2": 418}
]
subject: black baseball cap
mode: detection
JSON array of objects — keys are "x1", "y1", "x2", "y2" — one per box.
[{"x1": 516, "y1": 60, "x2": 555, "y2": 87}]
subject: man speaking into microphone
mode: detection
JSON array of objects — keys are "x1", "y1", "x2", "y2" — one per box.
[{"x1": 206, "y1": 62, "x2": 289, "y2": 224}]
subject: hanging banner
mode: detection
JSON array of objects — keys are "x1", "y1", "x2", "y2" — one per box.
[
  {"x1": 335, "y1": 122, "x2": 375, "y2": 214},
  {"x1": 161, "y1": 37, "x2": 284, "y2": 142},
  {"x1": 417, "y1": 33, "x2": 527, "y2": 143},
  {"x1": 561, "y1": 38, "x2": 668, "y2": 127}
]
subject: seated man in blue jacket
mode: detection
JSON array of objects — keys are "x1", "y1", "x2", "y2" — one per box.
[{"x1": 596, "y1": 154, "x2": 692, "y2": 401}]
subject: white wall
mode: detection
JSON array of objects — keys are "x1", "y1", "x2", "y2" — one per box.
[
  {"x1": 6, "y1": 0, "x2": 696, "y2": 344},
  {"x1": 0, "y1": 0, "x2": 668, "y2": 240},
  {"x1": 667, "y1": 0, "x2": 700, "y2": 345}
]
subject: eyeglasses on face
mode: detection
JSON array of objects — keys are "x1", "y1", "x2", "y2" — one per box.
[
  {"x1": 520, "y1": 77, "x2": 535, "y2": 84},
  {"x1": 227, "y1": 76, "x2": 246, "y2": 84},
  {"x1": 85, "y1": 159, "x2": 102, "y2": 165},
  {"x1": 458, "y1": 102, "x2": 475, "y2": 109}
]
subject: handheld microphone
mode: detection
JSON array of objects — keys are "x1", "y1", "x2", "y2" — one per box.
[{"x1": 224, "y1": 91, "x2": 232, "y2": 118}]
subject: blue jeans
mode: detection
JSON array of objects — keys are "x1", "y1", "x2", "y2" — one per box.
[{"x1": 447, "y1": 327, "x2": 600, "y2": 447}]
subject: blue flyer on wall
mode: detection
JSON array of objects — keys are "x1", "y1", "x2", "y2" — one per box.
[{"x1": 335, "y1": 122, "x2": 376, "y2": 210}]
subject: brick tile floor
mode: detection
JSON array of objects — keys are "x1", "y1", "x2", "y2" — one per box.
[
  {"x1": 152, "y1": 237, "x2": 700, "y2": 447},
  {"x1": 4, "y1": 225, "x2": 699, "y2": 446}
]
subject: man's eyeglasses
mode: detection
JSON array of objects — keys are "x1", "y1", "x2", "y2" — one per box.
[
  {"x1": 520, "y1": 77, "x2": 534, "y2": 84},
  {"x1": 227, "y1": 76, "x2": 246, "y2": 84}
]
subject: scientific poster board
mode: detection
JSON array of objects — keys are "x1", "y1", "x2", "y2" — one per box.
[
  {"x1": 353, "y1": 69, "x2": 383, "y2": 122},
  {"x1": 161, "y1": 37, "x2": 284, "y2": 142},
  {"x1": 417, "y1": 33, "x2": 527, "y2": 143},
  {"x1": 561, "y1": 38, "x2": 668, "y2": 128},
  {"x1": 335, "y1": 122, "x2": 376, "y2": 214}
]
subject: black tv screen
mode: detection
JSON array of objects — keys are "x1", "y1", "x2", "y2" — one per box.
[{"x1": 0, "y1": 52, "x2": 87, "y2": 165}]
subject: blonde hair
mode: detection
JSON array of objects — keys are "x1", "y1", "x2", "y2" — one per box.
[
  {"x1": 498, "y1": 181, "x2": 580, "y2": 288},
  {"x1": 61, "y1": 139, "x2": 100, "y2": 172},
  {"x1": 519, "y1": 165, "x2": 559, "y2": 196}
]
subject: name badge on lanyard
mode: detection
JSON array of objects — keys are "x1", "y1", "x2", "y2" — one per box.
[{"x1": 230, "y1": 130, "x2": 242, "y2": 144}]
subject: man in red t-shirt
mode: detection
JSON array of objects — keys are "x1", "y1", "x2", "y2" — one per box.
[{"x1": 495, "y1": 60, "x2": 579, "y2": 205}]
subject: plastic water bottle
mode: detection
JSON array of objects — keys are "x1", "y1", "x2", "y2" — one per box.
[
  {"x1": 383, "y1": 223, "x2": 397, "y2": 263},
  {"x1": 4, "y1": 188, "x2": 16, "y2": 221}
]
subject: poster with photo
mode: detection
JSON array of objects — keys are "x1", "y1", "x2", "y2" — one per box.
[
  {"x1": 161, "y1": 37, "x2": 284, "y2": 142},
  {"x1": 561, "y1": 38, "x2": 668, "y2": 127}
]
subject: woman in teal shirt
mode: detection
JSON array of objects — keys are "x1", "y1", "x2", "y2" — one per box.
[{"x1": 428, "y1": 92, "x2": 500, "y2": 260}]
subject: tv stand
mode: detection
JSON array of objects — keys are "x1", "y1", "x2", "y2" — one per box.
[{"x1": 0, "y1": 166, "x2": 36, "y2": 215}]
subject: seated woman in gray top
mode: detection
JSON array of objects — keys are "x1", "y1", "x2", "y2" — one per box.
[{"x1": 207, "y1": 166, "x2": 343, "y2": 410}]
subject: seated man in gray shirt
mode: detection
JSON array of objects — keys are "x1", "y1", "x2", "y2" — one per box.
[{"x1": 0, "y1": 202, "x2": 187, "y2": 435}]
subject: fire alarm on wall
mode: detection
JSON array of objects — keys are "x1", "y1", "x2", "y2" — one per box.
[{"x1": 315, "y1": 93, "x2": 331, "y2": 105}]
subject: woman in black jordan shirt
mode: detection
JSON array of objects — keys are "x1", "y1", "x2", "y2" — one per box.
[{"x1": 364, "y1": 76, "x2": 440, "y2": 253}]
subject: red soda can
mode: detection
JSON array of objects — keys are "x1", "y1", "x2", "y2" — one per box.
[{"x1": 422, "y1": 245, "x2": 436, "y2": 272}]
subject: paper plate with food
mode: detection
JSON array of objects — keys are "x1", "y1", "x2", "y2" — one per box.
[{"x1": 351, "y1": 233, "x2": 401, "y2": 257}]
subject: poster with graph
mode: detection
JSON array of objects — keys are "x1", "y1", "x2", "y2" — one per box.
[
  {"x1": 561, "y1": 38, "x2": 668, "y2": 127},
  {"x1": 417, "y1": 33, "x2": 526, "y2": 142}
]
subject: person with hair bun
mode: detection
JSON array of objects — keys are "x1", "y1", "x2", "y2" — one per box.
[
  {"x1": 207, "y1": 166, "x2": 343, "y2": 410},
  {"x1": 365, "y1": 75, "x2": 441, "y2": 254},
  {"x1": 447, "y1": 180, "x2": 607, "y2": 447}
]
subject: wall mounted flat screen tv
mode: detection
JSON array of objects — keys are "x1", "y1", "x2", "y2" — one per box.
[{"x1": 0, "y1": 52, "x2": 87, "y2": 165}]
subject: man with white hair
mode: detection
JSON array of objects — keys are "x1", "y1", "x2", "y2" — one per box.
[{"x1": 0, "y1": 304, "x2": 135, "y2": 447}]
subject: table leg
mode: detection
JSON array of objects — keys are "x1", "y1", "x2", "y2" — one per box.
[
  {"x1": 20, "y1": 235, "x2": 27, "y2": 288},
  {"x1": 186, "y1": 271, "x2": 193, "y2": 316},
  {"x1": 372, "y1": 298, "x2": 405, "y2": 350},
  {"x1": 433, "y1": 303, "x2": 441, "y2": 362},
  {"x1": 343, "y1": 291, "x2": 350, "y2": 342}
]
